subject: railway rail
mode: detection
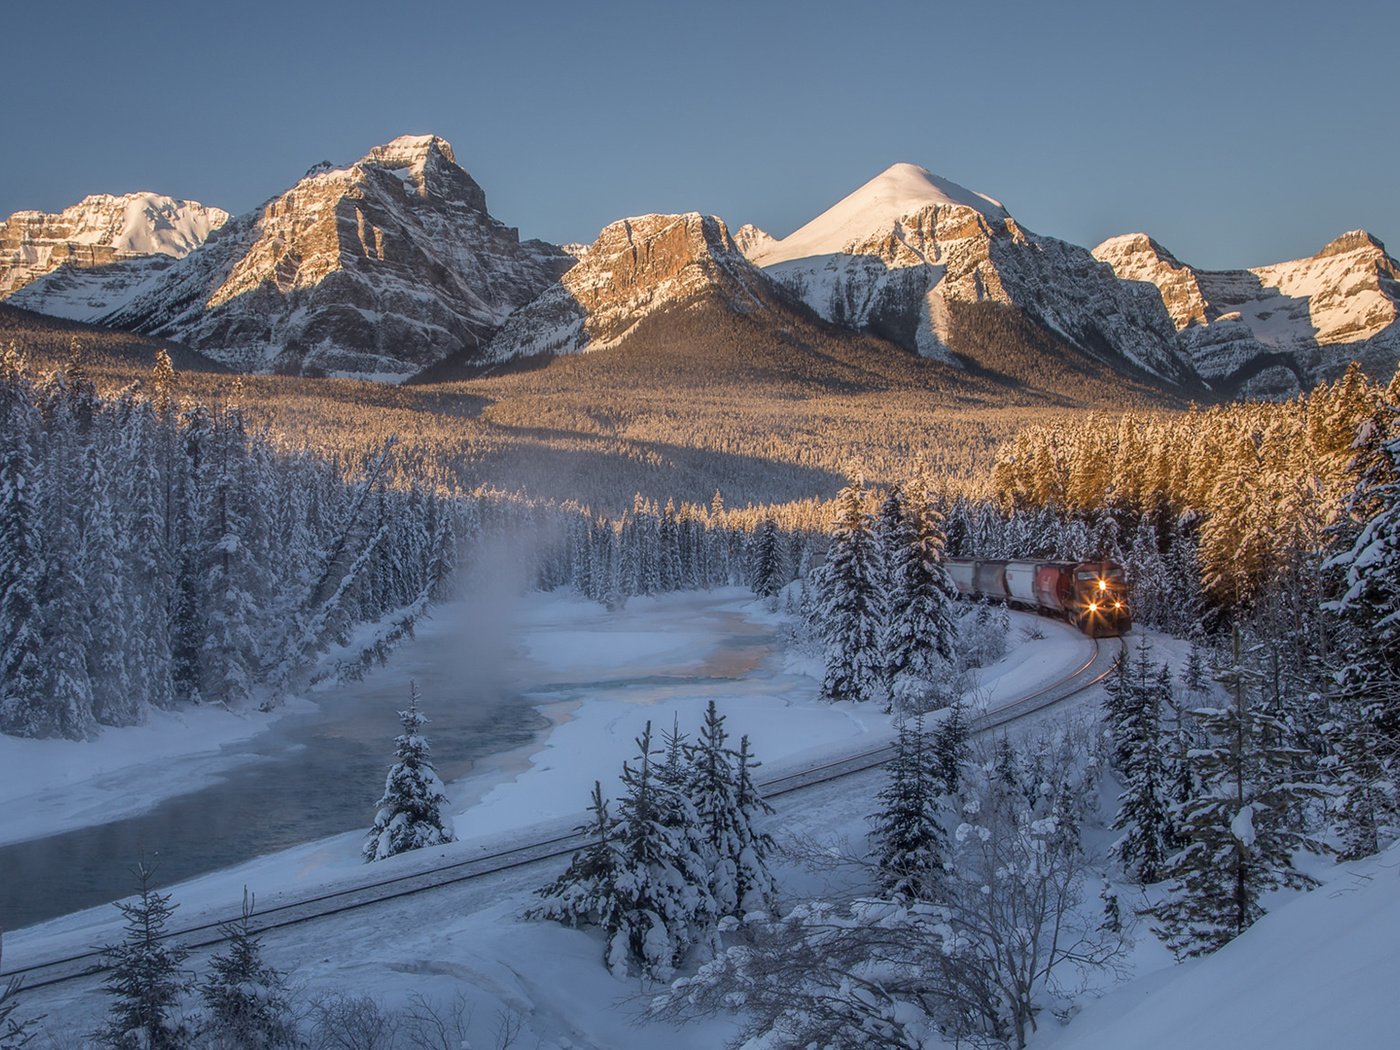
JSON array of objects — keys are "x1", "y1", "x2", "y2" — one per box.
[{"x1": 3, "y1": 629, "x2": 1122, "y2": 994}]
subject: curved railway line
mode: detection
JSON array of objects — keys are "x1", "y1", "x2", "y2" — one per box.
[{"x1": 3, "y1": 628, "x2": 1122, "y2": 995}]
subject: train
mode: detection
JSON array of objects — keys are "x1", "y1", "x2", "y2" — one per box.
[{"x1": 944, "y1": 558, "x2": 1132, "y2": 637}]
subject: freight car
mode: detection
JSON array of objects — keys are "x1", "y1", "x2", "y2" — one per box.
[{"x1": 944, "y1": 559, "x2": 1131, "y2": 637}]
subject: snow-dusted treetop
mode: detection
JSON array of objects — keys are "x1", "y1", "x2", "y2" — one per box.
[{"x1": 750, "y1": 162, "x2": 1007, "y2": 266}]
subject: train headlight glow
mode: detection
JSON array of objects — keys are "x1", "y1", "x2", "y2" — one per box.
[
  {"x1": 1088, "y1": 602, "x2": 1099, "y2": 613},
  {"x1": 1097, "y1": 579, "x2": 1107, "y2": 591},
  {"x1": 1113, "y1": 601, "x2": 1123, "y2": 609}
]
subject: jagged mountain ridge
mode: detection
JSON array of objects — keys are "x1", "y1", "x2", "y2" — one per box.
[
  {"x1": 479, "y1": 212, "x2": 774, "y2": 365},
  {"x1": 14, "y1": 136, "x2": 571, "y2": 379},
  {"x1": 2, "y1": 142, "x2": 1393, "y2": 394},
  {"x1": 2, "y1": 192, "x2": 229, "y2": 317},
  {"x1": 742, "y1": 163, "x2": 1197, "y2": 387},
  {"x1": 1092, "y1": 230, "x2": 1400, "y2": 394}
]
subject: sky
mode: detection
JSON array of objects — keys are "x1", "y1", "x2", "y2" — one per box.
[{"x1": 3, "y1": 0, "x2": 1396, "y2": 270}]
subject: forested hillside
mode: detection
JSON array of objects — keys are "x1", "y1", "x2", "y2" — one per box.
[{"x1": 0, "y1": 347, "x2": 459, "y2": 738}]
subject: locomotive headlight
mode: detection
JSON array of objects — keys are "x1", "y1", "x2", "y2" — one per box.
[
  {"x1": 1113, "y1": 601, "x2": 1123, "y2": 609},
  {"x1": 1087, "y1": 602, "x2": 1099, "y2": 613},
  {"x1": 1097, "y1": 579, "x2": 1107, "y2": 592}
]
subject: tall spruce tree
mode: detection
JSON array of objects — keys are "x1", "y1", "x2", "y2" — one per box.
[
  {"x1": 817, "y1": 478, "x2": 885, "y2": 705},
  {"x1": 732, "y1": 734, "x2": 779, "y2": 917},
  {"x1": 0, "y1": 407, "x2": 45, "y2": 737},
  {"x1": 881, "y1": 484, "x2": 960, "y2": 710},
  {"x1": 364, "y1": 684, "x2": 456, "y2": 862},
  {"x1": 687, "y1": 702, "x2": 778, "y2": 917},
  {"x1": 747, "y1": 516, "x2": 784, "y2": 600},
  {"x1": 870, "y1": 714, "x2": 948, "y2": 900},
  {"x1": 932, "y1": 698, "x2": 971, "y2": 797},
  {"x1": 1150, "y1": 636, "x2": 1322, "y2": 957},
  {"x1": 1325, "y1": 397, "x2": 1400, "y2": 857},
  {"x1": 1107, "y1": 639, "x2": 1175, "y2": 884}
]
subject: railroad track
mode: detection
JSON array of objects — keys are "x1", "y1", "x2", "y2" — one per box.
[{"x1": 3, "y1": 630, "x2": 1121, "y2": 994}]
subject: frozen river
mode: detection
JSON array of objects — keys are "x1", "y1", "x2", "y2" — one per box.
[{"x1": 0, "y1": 589, "x2": 781, "y2": 930}]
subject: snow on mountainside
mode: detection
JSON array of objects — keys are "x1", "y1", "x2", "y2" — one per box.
[
  {"x1": 57, "y1": 135, "x2": 570, "y2": 379},
  {"x1": 744, "y1": 163, "x2": 1194, "y2": 385},
  {"x1": 1093, "y1": 229, "x2": 1400, "y2": 395},
  {"x1": 1, "y1": 192, "x2": 229, "y2": 312},
  {"x1": 482, "y1": 212, "x2": 771, "y2": 363}
]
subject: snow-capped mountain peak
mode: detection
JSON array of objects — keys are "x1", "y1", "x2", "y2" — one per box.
[
  {"x1": 751, "y1": 162, "x2": 1007, "y2": 266},
  {"x1": 0, "y1": 192, "x2": 229, "y2": 297}
]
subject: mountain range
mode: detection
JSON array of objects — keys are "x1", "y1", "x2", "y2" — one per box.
[{"x1": 2, "y1": 134, "x2": 1396, "y2": 395}]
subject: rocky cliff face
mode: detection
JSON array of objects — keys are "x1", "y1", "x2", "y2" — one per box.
[
  {"x1": 2, "y1": 192, "x2": 229, "y2": 313},
  {"x1": 1093, "y1": 230, "x2": 1400, "y2": 394},
  {"x1": 482, "y1": 212, "x2": 772, "y2": 363},
  {"x1": 745, "y1": 164, "x2": 1195, "y2": 386},
  {"x1": 28, "y1": 136, "x2": 570, "y2": 379}
]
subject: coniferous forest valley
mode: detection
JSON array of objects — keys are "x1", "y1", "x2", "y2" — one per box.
[{"x1": 3, "y1": 5, "x2": 1399, "y2": 1048}]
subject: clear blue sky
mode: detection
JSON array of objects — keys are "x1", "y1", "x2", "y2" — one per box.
[{"x1": 4, "y1": 0, "x2": 1395, "y2": 269}]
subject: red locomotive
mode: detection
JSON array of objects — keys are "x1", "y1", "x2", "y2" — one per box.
[{"x1": 944, "y1": 559, "x2": 1131, "y2": 637}]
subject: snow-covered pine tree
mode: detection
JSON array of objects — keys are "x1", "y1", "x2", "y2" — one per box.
[
  {"x1": 659, "y1": 499, "x2": 681, "y2": 593},
  {"x1": 817, "y1": 478, "x2": 885, "y2": 705},
  {"x1": 1108, "y1": 638, "x2": 1174, "y2": 884},
  {"x1": 882, "y1": 484, "x2": 960, "y2": 711},
  {"x1": 0, "y1": 396, "x2": 46, "y2": 737},
  {"x1": 364, "y1": 684, "x2": 456, "y2": 862},
  {"x1": 198, "y1": 889, "x2": 296, "y2": 1049},
  {"x1": 96, "y1": 862, "x2": 192, "y2": 1050},
  {"x1": 747, "y1": 516, "x2": 784, "y2": 600},
  {"x1": 1150, "y1": 635, "x2": 1323, "y2": 957},
  {"x1": 1325, "y1": 395, "x2": 1400, "y2": 858},
  {"x1": 687, "y1": 702, "x2": 778, "y2": 918},
  {"x1": 932, "y1": 698, "x2": 970, "y2": 797},
  {"x1": 534, "y1": 723, "x2": 714, "y2": 979},
  {"x1": 732, "y1": 734, "x2": 778, "y2": 916},
  {"x1": 527, "y1": 781, "x2": 630, "y2": 962},
  {"x1": 870, "y1": 714, "x2": 948, "y2": 900}
]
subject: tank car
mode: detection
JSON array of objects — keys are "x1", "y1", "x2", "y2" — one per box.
[{"x1": 944, "y1": 558, "x2": 1131, "y2": 637}]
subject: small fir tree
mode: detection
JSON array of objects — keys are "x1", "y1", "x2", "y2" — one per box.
[
  {"x1": 364, "y1": 683, "x2": 456, "y2": 862},
  {"x1": 96, "y1": 862, "x2": 192, "y2": 1050},
  {"x1": 198, "y1": 889, "x2": 297, "y2": 1049},
  {"x1": 527, "y1": 782, "x2": 629, "y2": 963},
  {"x1": 533, "y1": 724, "x2": 715, "y2": 979}
]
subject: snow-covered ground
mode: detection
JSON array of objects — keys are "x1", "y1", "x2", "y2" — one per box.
[
  {"x1": 7, "y1": 588, "x2": 1103, "y2": 1047},
  {"x1": 11, "y1": 597, "x2": 1394, "y2": 1049}
]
